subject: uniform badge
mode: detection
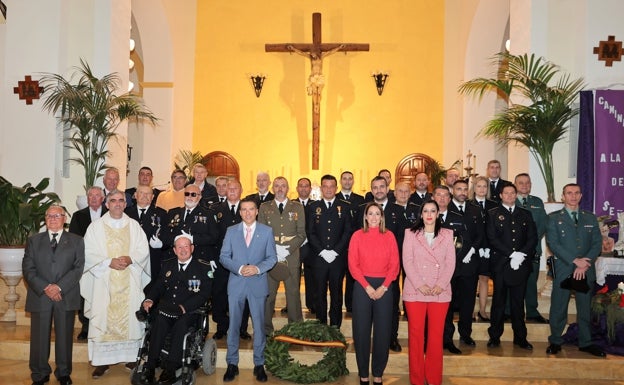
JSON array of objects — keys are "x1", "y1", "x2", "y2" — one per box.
[
  {"x1": 289, "y1": 212, "x2": 297, "y2": 221},
  {"x1": 337, "y1": 206, "x2": 342, "y2": 218},
  {"x1": 315, "y1": 207, "x2": 322, "y2": 216},
  {"x1": 166, "y1": 270, "x2": 172, "y2": 277},
  {"x1": 188, "y1": 279, "x2": 200, "y2": 292},
  {"x1": 169, "y1": 214, "x2": 181, "y2": 227},
  {"x1": 498, "y1": 215, "x2": 505, "y2": 221},
  {"x1": 217, "y1": 212, "x2": 223, "y2": 219}
]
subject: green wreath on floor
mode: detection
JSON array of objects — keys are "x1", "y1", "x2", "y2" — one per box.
[{"x1": 265, "y1": 320, "x2": 349, "y2": 384}]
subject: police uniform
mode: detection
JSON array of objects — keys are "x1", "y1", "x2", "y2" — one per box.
[
  {"x1": 143, "y1": 257, "x2": 213, "y2": 373},
  {"x1": 258, "y1": 199, "x2": 306, "y2": 334},
  {"x1": 125, "y1": 204, "x2": 168, "y2": 283},
  {"x1": 486, "y1": 204, "x2": 537, "y2": 345},
  {"x1": 307, "y1": 198, "x2": 352, "y2": 327},
  {"x1": 294, "y1": 197, "x2": 317, "y2": 313},
  {"x1": 162, "y1": 206, "x2": 219, "y2": 262}
]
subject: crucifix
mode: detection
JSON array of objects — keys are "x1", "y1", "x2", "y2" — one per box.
[{"x1": 266, "y1": 12, "x2": 369, "y2": 169}]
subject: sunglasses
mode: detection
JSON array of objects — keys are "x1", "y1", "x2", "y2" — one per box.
[{"x1": 184, "y1": 192, "x2": 199, "y2": 197}]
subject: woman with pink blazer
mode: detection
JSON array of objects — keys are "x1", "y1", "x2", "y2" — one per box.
[{"x1": 402, "y1": 200, "x2": 456, "y2": 385}]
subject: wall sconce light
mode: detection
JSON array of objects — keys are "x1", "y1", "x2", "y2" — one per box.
[
  {"x1": 372, "y1": 71, "x2": 389, "y2": 95},
  {"x1": 249, "y1": 73, "x2": 266, "y2": 97}
]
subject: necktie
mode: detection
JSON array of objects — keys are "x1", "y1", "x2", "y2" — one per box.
[
  {"x1": 139, "y1": 208, "x2": 146, "y2": 220},
  {"x1": 231, "y1": 204, "x2": 236, "y2": 217},
  {"x1": 380, "y1": 203, "x2": 384, "y2": 210},
  {"x1": 220, "y1": 197, "x2": 225, "y2": 202},
  {"x1": 51, "y1": 233, "x2": 58, "y2": 252},
  {"x1": 421, "y1": 194, "x2": 425, "y2": 200},
  {"x1": 490, "y1": 180, "x2": 496, "y2": 196},
  {"x1": 572, "y1": 211, "x2": 578, "y2": 224},
  {"x1": 522, "y1": 197, "x2": 528, "y2": 208},
  {"x1": 458, "y1": 205, "x2": 464, "y2": 214},
  {"x1": 260, "y1": 195, "x2": 265, "y2": 202},
  {"x1": 345, "y1": 194, "x2": 350, "y2": 201},
  {"x1": 179, "y1": 263, "x2": 185, "y2": 272},
  {"x1": 327, "y1": 201, "x2": 332, "y2": 209},
  {"x1": 301, "y1": 200, "x2": 306, "y2": 207},
  {"x1": 509, "y1": 207, "x2": 513, "y2": 214},
  {"x1": 278, "y1": 202, "x2": 284, "y2": 214},
  {"x1": 479, "y1": 200, "x2": 484, "y2": 210},
  {"x1": 245, "y1": 227, "x2": 252, "y2": 246},
  {"x1": 440, "y1": 214, "x2": 445, "y2": 224},
  {"x1": 185, "y1": 209, "x2": 191, "y2": 221}
]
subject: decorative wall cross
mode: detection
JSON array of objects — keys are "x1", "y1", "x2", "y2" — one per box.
[
  {"x1": 266, "y1": 13, "x2": 369, "y2": 169},
  {"x1": 13, "y1": 75, "x2": 44, "y2": 105}
]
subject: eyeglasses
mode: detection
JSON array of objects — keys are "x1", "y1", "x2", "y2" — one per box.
[
  {"x1": 184, "y1": 192, "x2": 199, "y2": 197},
  {"x1": 46, "y1": 214, "x2": 66, "y2": 219}
]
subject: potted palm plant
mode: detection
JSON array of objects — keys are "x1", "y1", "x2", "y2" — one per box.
[
  {"x1": 39, "y1": 59, "x2": 158, "y2": 194},
  {"x1": 0, "y1": 176, "x2": 62, "y2": 321},
  {"x1": 458, "y1": 52, "x2": 585, "y2": 202}
]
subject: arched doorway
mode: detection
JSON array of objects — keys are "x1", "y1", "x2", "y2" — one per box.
[
  {"x1": 202, "y1": 151, "x2": 240, "y2": 181},
  {"x1": 395, "y1": 153, "x2": 438, "y2": 192}
]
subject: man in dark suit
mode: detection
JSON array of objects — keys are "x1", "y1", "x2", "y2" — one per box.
[
  {"x1": 189, "y1": 163, "x2": 218, "y2": 208},
  {"x1": 162, "y1": 184, "x2": 219, "y2": 263},
  {"x1": 124, "y1": 185, "x2": 168, "y2": 286},
  {"x1": 124, "y1": 166, "x2": 161, "y2": 207},
  {"x1": 337, "y1": 171, "x2": 365, "y2": 314},
  {"x1": 23, "y1": 205, "x2": 85, "y2": 385},
  {"x1": 364, "y1": 169, "x2": 395, "y2": 203},
  {"x1": 546, "y1": 183, "x2": 604, "y2": 357},
  {"x1": 307, "y1": 174, "x2": 352, "y2": 328},
  {"x1": 486, "y1": 160, "x2": 511, "y2": 203},
  {"x1": 68, "y1": 186, "x2": 106, "y2": 341},
  {"x1": 245, "y1": 171, "x2": 274, "y2": 205},
  {"x1": 294, "y1": 177, "x2": 317, "y2": 314},
  {"x1": 445, "y1": 180, "x2": 483, "y2": 350},
  {"x1": 220, "y1": 198, "x2": 277, "y2": 382},
  {"x1": 409, "y1": 172, "x2": 431, "y2": 205},
  {"x1": 486, "y1": 184, "x2": 537, "y2": 350},
  {"x1": 138, "y1": 234, "x2": 212, "y2": 385},
  {"x1": 212, "y1": 179, "x2": 252, "y2": 340}
]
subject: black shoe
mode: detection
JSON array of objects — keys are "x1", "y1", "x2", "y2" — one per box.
[
  {"x1": 139, "y1": 368, "x2": 155, "y2": 385},
  {"x1": 389, "y1": 338, "x2": 402, "y2": 352},
  {"x1": 213, "y1": 330, "x2": 226, "y2": 340},
  {"x1": 514, "y1": 340, "x2": 533, "y2": 350},
  {"x1": 58, "y1": 376, "x2": 72, "y2": 385},
  {"x1": 444, "y1": 342, "x2": 462, "y2": 354},
  {"x1": 125, "y1": 362, "x2": 137, "y2": 371},
  {"x1": 487, "y1": 338, "x2": 501, "y2": 348},
  {"x1": 546, "y1": 343, "x2": 561, "y2": 355},
  {"x1": 157, "y1": 368, "x2": 176, "y2": 385},
  {"x1": 31, "y1": 375, "x2": 50, "y2": 385},
  {"x1": 477, "y1": 312, "x2": 490, "y2": 322},
  {"x1": 526, "y1": 315, "x2": 549, "y2": 324},
  {"x1": 223, "y1": 364, "x2": 239, "y2": 382},
  {"x1": 240, "y1": 330, "x2": 252, "y2": 340},
  {"x1": 253, "y1": 365, "x2": 268, "y2": 382},
  {"x1": 579, "y1": 344, "x2": 606, "y2": 357},
  {"x1": 460, "y1": 336, "x2": 476, "y2": 347},
  {"x1": 281, "y1": 307, "x2": 288, "y2": 314},
  {"x1": 91, "y1": 365, "x2": 110, "y2": 379},
  {"x1": 77, "y1": 331, "x2": 88, "y2": 341}
]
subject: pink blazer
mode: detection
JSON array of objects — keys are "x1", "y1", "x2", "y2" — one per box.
[{"x1": 402, "y1": 227, "x2": 456, "y2": 303}]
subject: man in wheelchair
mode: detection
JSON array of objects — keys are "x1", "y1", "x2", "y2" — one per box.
[{"x1": 137, "y1": 233, "x2": 212, "y2": 385}]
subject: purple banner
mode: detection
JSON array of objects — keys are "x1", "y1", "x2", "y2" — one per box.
[{"x1": 594, "y1": 90, "x2": 624, "y2": 221}]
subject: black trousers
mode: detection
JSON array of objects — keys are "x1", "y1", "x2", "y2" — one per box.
[
  {"x1": 300, "y1": 244, "x2": 317, "y2": 312},
  {"x1": 488, "y1": 272, "x2": 528, "y2": 342},
  {"x1": 146, "y1": 312, "x2": 199, "y2": 370},
  {"x1": 443, "y1": 274, "x2": 478, "y2": 343},
  {"x1": 30, "y1": 308, "x2": 75, "y2": 382},
  {"x1": 352, "y1": 277, "x2": 393, "y2": 378},
  {"x1": 314, "y1": 256, "x2": 345, "y2": 327}
]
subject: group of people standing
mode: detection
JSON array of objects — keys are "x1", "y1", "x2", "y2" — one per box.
[{"x1": 20, "y1": 160, "x2": 606, "y2": 385}]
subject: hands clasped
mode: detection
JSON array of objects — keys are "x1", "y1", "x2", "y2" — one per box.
[
  {"x1": 573, "y1": 257, "x2": 592, "y2": 279},
  {"x1": 319, "y1": 249, "x2": 338, "y2": 263},
  {"x1": 44, "y1": 284, "x2": 62, "y2": 302},
  {"x1": 149, "y1": 235, "x2": 163, "y2": 248},
  {"x1": 365, "y1": 285, "x2": 387, "y2": 300},
  {"x1": 509, "y1": 251, "x2": 527, "y2": 270},
  {"x1": 109, "y1": 256, "x2": 132, "y2": 270},
  {"x1": 418, "y1": 285, "x2": 444, "y2": 296}
]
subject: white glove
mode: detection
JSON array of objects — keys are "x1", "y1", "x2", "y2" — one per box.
[
  {"x1": 479, "y1": 248, "x2": 490, "y2": 259},
  {"x1": 462, "y1": 247, "x2": 476, "y2": 264},
  {"x1": 209, "y1": 260, "x2": 217, "y2": 272},
  {"x1": 509, "y1": 251, "x2": 527, "y2": 270},
  {"x1": 276, "y1": 245, "x2": 290, "y2": 262},
  {"x1": 149, "y1": 235, "x2": 163, "y2": 249},
  {"x1": 319, "y1": 249, "x2": 337, "y2": 264}
]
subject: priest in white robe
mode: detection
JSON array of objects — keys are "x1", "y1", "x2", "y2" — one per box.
[{"x1": 81, "y1": 189, "x2": 150, "y2": 378}]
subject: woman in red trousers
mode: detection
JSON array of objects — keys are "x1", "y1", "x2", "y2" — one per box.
[{"x1": 402, "y1": 200, "x2": 456, "y2": 385}]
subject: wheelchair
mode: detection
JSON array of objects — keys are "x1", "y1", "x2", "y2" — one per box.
[{"x1": 130, "y1": 306, "x2": 217, "y2": 385}]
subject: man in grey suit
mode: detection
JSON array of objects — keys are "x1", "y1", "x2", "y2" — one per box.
[
  {"x1": 258, "y1": 176, "x2": 306, "y2": 334},
  {"x1": 23, "y1": 205, "x2": 85, "y2": 385},
  {"x1": 220, "y1": 197, "x2": 277, "y2": 382}
]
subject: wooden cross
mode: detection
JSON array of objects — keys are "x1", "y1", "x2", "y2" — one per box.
[{"x1": 266, "y1": 13, "x2": 369, "y2": 169}]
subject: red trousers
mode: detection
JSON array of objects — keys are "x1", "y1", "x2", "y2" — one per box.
[{"x1": 405, "y1": 301, "x2": 449, "y2": 385}]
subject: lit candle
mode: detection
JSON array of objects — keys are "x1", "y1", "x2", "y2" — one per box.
[{"x1": 618, "y1": 282, "x2": 624, "y2": 293}]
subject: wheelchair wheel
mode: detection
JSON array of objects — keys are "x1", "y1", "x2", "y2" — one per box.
[{"x1": 202, "y1": 338, "x2": 217, "y2": 375}]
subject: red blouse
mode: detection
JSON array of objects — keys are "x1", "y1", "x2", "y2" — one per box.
[{"x1": 348, "y1": 227, "x2": 400, "y2": 289}]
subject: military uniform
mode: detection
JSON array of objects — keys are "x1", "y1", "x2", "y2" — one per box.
[
  {"x1": 143, "y1": 257, "x2": 213, "y2": 372},
  {"x1": 162, "y1": 206, "x2": 219, "y2": 262},
  {"x1": 546, "y1": 208, "x2": 601, "y2": 348},
  {"x1": 125, "y1": 204, "x2": 168, "y2": 286},
  {"x1": 486, "y1": 205, "x2": 537, "y2": 345},
  {"x1": 258, "y1": 199, "x2": 306, "y2": 334},
  {"x1": 408, "y1": 191, "x2": 431, "y2": 206},
  {"x1": 307, "y1": 198, "x2": 352, "y2": 327}
]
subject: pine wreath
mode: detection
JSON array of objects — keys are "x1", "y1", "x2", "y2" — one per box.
[{"x1": 265, "y1": 320, "x2": 349, "y2": 383}]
